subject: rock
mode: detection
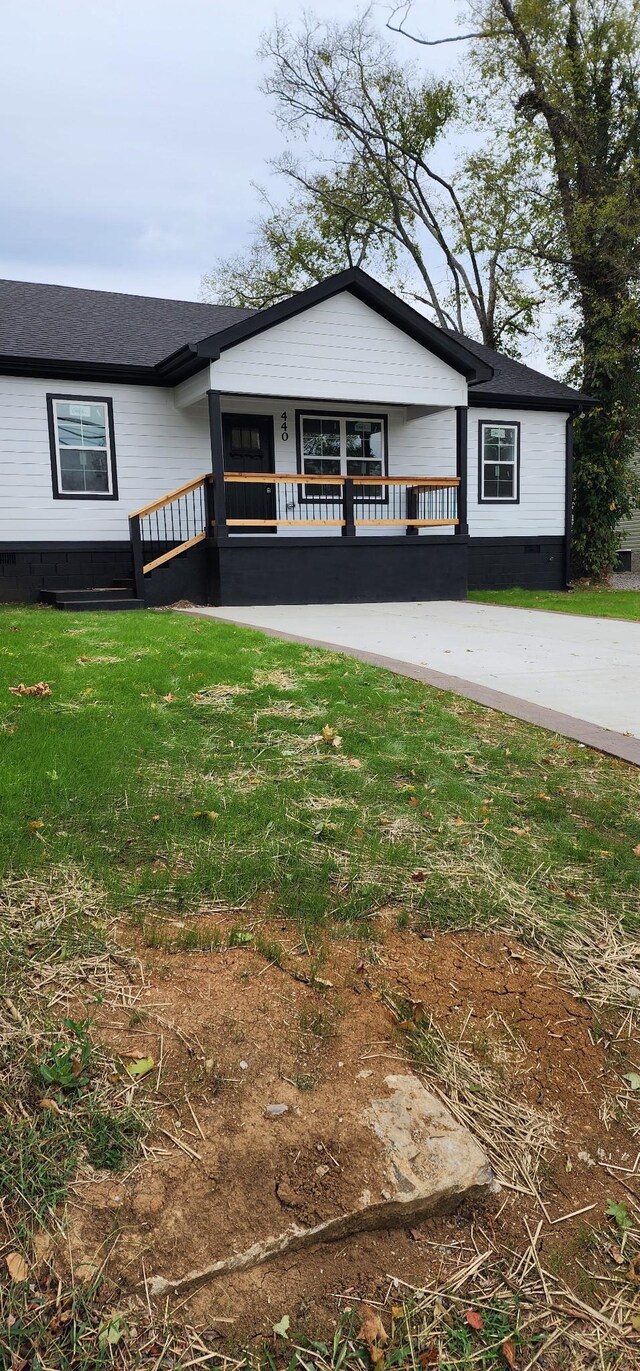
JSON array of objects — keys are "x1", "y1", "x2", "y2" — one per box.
[
  {"x1": 276, "y1": 1180, "x2": 300, "y2": 1207},
  {"x1": 265, "y1": 1103, "x2": 289, "y2": 1118},
  {"x1": 145, "y1": 1074, "x2": 492, "y2": 1299}
]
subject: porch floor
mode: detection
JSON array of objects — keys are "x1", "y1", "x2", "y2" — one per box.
[{"x1": 181, "y1": 601, "x2": 640, "y2": 764}]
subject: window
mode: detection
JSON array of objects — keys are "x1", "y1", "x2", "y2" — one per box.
[
  {"x1": 47, "y1": 395, "x2": 118, "y2": 499},
  {"x1": 479, "y1": 421, "x2": 520, "y2": 502},
  {"x1": 299, "y1": 413, "x2": 385, "y2": 498}
]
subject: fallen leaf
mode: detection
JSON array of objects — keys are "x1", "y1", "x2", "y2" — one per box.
[
  {"x1": 349, "y1": 757, "x2": 362, "y2": 768},
  {"x1": 125, "y1": 1055, "x2": 154, "y2": 1079},
  {"x1": 161, "y1": 693, "x2": 176, "y2": 703},
  {"x1": 360, "y1": 1303, "x2": 388, "y2": 1361},
  {"x1": 408, "y1": 795, "x2": 420, "y2": 808},
  {"x1": 321, "y1": 724, "x2": 337, "y2": 743},
  {"x1": 191, "y1": 810, "x2": 219, "y2": 822},
  {"x1": 332, "y1": 734, "x2": 343, "y2": 750},
  {"x1": 608, "y1": 1243, "x2": 625, "y2": 1265},
  {"x1": 272, "y1": 1315, "x2": 290, "y2": 1338},
  {"x1": 409, "y1": 1228, "x2": 423, "y2": 1242},
  {"x1": 509, "y1": 826, "x2": 530, "y2": 837},
  {"x1": 354, "y1": 826, "x2": 366, "y2": 839},
  {"x1": 631, "y1": 1313, "x2": 640, "y2": 1332},
  {"x1": 410, "y1": 869, "x2": 428, "y2": 882},
  {"x1": 464, "y1": 1309, "x2": 483, "y2": 1331},
  {"x1": 27, "y1": 820, "x2": 45, "y2": 833},
  {"x1": 633, "y1": 844, "x2": 640, "y2": 857},
  {"x1": 6, "y1": 1252, "x2": 28, "y2": 1282},
  {"x1": 628, "y1": 1254, "x2": 640, "y2": 1284},
  {"x1": 623, "y1": 1072, "x2": 640, "y2": 1091},
  {"x1": 502, "y1": 1339, "x2": 516, "y2": 1367},
  {"x1": 40, "y1": 1097, "x2": 62, "y2": 1114},
  {"x1": 451, "y1": 816, "x2": 465, "y2": 826},
  {"x1": 419, "y1": 1351, "x2": 438, "y2": 1368},
  {"x1": 8, "y1": 681, "x2": 51, "y2": 698}
]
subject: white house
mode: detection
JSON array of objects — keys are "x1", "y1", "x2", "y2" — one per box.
[{"x1": 0, "y1": 268, "x2": 587, "y2": 609}]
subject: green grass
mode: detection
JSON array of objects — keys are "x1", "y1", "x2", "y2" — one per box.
[
  {"x1": 469, "y1": 585, "x2": 640, "y2": 619},
  {"x1": 0, "y1": 605, "x2": 638, "y2": 939}
]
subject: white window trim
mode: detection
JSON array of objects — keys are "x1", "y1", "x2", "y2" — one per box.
[
  {"x1": 479, "y1": 420, "x2": 520, "y2": 503},
  {"x1": 48, "y1": 395, "x2": 117, "y2": 500}
]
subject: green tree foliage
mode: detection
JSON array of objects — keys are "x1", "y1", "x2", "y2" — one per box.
[{"x1": 394, "y1": 0, "x2": 640, "y2": 576}]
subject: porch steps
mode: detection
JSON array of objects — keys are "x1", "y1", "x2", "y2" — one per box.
[{"x1": 40, "y1": 586, "x2": 144, "y2": 612}]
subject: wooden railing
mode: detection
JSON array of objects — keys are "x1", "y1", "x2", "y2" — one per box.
[
  {"x1": 129, "y1": 474, "x2": 212, "y2": 590},
  {"x1": 223, "y1": 473, "x2": 459, "y2": 532}
]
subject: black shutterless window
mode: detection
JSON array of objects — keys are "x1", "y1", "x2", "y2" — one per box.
[
  {"x1": 479, "y1": 421, "x2": 520, "y2": 503},
  {"x1": 47, "y1": 395, "x2": 118, "y2": 500}
]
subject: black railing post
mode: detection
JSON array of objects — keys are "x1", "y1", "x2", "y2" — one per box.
[
  {"x1": 204, "y1": 473, "x2": 215, "y2": 536},
  {"x1": 207, "y1": 389, "x2": 228, "y2": 539},
  {"x1": 406, "y1": 484, "x2": 419, "y2": 536},
  {"x1": 129, "y1": 514, "x2": 145, "y2": 601},
  {"x1": 342, "y1": 478, "x2": 356, "y2": 537},
  {"x1": 455, "y1": 406, "x2": 468, "y2": 535}
]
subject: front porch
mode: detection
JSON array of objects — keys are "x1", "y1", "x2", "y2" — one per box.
[{"x1": 127, "y1": 388, "x2": 469, "y2": 607}]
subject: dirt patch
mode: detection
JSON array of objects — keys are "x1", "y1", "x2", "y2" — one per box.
[{"x1": 46, "y1": 912, "x2": 639, "y2": 1345}]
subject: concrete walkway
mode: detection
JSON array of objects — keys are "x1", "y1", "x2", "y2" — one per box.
[{"x1": 185, "y1": 601, "x2": 640, "y2": 765}]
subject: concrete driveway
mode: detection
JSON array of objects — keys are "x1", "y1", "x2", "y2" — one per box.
[{"x1": 186, "y1": 601, "x2": 640, "y2": 764}]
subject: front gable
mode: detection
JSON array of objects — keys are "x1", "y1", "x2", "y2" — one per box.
[{"x1": 205, "y1": 288, "x2": 469, "y2": 406}]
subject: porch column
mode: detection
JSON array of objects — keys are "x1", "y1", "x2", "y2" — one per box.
[
  {"x1": 455, "y1": 406, "x2": 468, "y2": 536},
  {"x1": 207, "y1": 389, "x2": 228, "y2": 539}
]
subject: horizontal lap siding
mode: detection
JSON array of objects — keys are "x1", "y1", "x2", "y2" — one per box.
[
  {"x1": 617, "y1": 452, "x2": 640, "y2": 551},
  {"x1": 0, "y1": 377, "x2": 211, "y2": 541},
  {"x1": 210, "y1": 293, "x2": 467, "y2": 407},
  {"x1": 467, "y1": 407, "x2": 569, "y2": 537}
]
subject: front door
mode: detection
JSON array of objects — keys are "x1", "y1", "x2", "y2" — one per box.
[{"x1": 223, "y1": 414, "x2": 276, "y2": 532}]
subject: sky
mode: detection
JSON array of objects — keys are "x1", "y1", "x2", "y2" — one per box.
[{"x1": 0, "y1": 0, "x2": 461, "y2": 302}]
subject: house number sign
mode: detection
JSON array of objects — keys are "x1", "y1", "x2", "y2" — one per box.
[{"x1": 280, "y1": 411, "x2": 289, "y2": 441}]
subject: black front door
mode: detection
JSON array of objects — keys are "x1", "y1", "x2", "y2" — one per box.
[{"x1": 223, "y1": 414, "x2": 276, "y2": 532}]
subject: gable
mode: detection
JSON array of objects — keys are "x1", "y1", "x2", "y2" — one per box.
[{"x1": 207, "y1": 290, "x2": 468, "y2": 406}]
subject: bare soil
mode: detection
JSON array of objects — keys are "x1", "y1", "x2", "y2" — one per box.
[{"x1": 50, "y1": 911, "x2": 639, "y2": 1347}]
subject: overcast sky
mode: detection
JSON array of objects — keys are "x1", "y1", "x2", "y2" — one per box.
[{"x1": 0, "y1": 0, "x2": 460, "y2": 302}]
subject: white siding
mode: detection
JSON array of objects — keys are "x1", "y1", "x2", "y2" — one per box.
[
  {"x1": 467, "y1": 407, "x2": 568, "y2": 537},
  {"x1": 209, "y1": 292, "x2": 467, "y2": 407},
  {"x1": 0, "y1": 376, "x2": 210, "y2": 541}
]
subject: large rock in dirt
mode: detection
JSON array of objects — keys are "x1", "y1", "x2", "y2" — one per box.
[{"x1": 147, "y1": 1074, "x2": 492, "y2": 1299}]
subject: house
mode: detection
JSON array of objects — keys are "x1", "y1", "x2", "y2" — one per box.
[
  {"x1": 0, "y1": 268, "x2": 588, "y2": 609},
  {"x1": 617, "y1": 453, "x2": 640, "y2": 572}
]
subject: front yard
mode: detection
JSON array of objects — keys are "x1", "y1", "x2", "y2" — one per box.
[{"x1": 1, "y1": 606, "x2": 639, "y2": 1369}]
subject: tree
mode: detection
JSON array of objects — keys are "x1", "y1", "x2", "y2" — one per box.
[
  {"x1": 390, "y1": 0, "x2": 640, "y2": 576},
  {"x1": 204, "y1": 14, "x2": 539, "y2": 352}
]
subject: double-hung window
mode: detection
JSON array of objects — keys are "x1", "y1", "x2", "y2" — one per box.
[
  {"x1": 48, "y1": 396, "x2": 118, "y2": 499},
  {"x1": 300, "y1": 414, "x2": 385, "y2": 498},
  {"x1": 479, "y1": 421, "x2": 519, "y2": 502}
]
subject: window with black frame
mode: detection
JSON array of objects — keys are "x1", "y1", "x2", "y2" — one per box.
[
  {"x1": 479, "y1": 422, "x2": 519, "y2": 502},
  {"x1": 48, "y1": 396, "x2": 117, "y2": 499},
  {"x1": 300, "y1": 415, "x2": 384, "y2": 500}
]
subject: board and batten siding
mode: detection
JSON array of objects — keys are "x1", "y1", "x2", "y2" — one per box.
[
  {"x1": 209, "y1": 292, "x2": 468, "y2": 408},
  {"x1": 467, "y1": 407, "x2": 569, "y2": 538},
  {"x1": 0, "y1": 375, "x2": 211, "y2": 542}
]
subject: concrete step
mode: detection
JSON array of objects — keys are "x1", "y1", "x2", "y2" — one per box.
[
  {"x1": 52, "y1": 597, "x2": 144, "y2": 612},
  {"x1": 40, "y1": 586, "x2": 135, "y2": 606}
]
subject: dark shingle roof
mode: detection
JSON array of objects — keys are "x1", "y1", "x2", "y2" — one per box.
[
  {"x1": 0, "y1": 278, "x2": 254, "y2": 368},
  {"x1": 457, "y1": 333, "x2": 584, "y2": 406},
  {"x1": 0, "y1": 276, "x2": 586, "y2": 406}
]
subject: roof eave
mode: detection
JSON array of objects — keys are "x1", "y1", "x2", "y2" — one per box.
[{"x1": 469, "y1": 389, "x2": 594, "y2": 413}]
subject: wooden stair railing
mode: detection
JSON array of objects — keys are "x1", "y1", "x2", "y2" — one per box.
[{"x1": 129, "y1": 474, "x2": 212, "y2": 595}]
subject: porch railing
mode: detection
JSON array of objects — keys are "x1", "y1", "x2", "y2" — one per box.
[
  {"x1": 129, "y1": 474, "x2": 212, "y2": 590},
  {"x1": 223, "y1": 473, "x2": 459, "y2": 531}
]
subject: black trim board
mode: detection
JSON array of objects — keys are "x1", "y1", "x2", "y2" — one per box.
[
  {"x1": 46, "y1": 394, "x2": 119, "y2": 501},
  {"x1": 195, "y1": 268, "x2": 493, "y2": 384},
  {"x1": 469, "y1": 392, "x2": 589, "y2": 414}
]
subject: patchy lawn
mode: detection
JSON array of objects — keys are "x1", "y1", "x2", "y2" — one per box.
[
  {"x1": 469, "y1": 586, "x2": 640, "y2": 621},
  {"x1": 1, "y1": 606, "x2": 639, "y2": 1369}
]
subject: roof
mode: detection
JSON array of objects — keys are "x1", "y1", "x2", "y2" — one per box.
[
  {"x1": 0, "y1": 272, "x2": 587, "y2": 408},
  {"x1": 457, "y1": 333, "x2": 586, "y2": 409}
]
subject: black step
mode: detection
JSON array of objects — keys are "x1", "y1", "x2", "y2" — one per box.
[{"x1": 40, "y1": 586, "x2": 143, "y2": 611}]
